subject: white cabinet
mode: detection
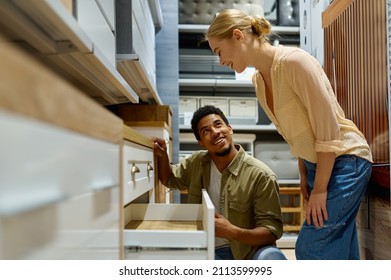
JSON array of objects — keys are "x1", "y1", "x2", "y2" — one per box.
[
  {"x1": 0, "y1": 37, "x2": 124, "y2": 260},
  {"x1": 0, "y1": 0, "x2": 163, "y2": 105},
  {"x1": 0, "y1": 0, "x2": 139, "y2": 104},
  {"x1": 0, "y1": 110, "x2": 120, "y2": 260},
  {"x1": 116, "y1": 0, "x2": 161, "y2": 104},
  {"x1": 76, "y1": 0, "x2": 116, "y2": 67}
]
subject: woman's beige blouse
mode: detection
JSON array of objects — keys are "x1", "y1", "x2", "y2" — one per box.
[{"x1": 252, "y1": 46, "x2": 373, "y2": 163}]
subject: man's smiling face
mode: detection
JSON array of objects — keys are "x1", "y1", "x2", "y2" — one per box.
[{"x1": 197, "y1": 114, "x2": 234, "y2": 156}]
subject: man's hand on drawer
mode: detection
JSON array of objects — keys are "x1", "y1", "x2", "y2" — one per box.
[
  {"x1": 152, "y1": 137, "x2": 168, "y2": 158},
  {"x1": 152, "y1": 137, "x2": 172, "y2": 185}
]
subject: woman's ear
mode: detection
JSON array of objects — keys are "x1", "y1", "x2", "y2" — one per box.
[{"x1": 232, "y1": 29, "x2": 244, "y2": 42}]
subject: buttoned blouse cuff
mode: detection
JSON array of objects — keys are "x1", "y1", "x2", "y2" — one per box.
[{"x1": 315, "y1": 140, "x2": 343, "y2": 153}]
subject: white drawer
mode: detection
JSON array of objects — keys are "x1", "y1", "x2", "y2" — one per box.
[
  {"x1": 122, "y1": 140, "x2": 155, "y2": 205},
  {"x1": 179, "y1": 97, "x2": 199, "y2": 125},
  {"x1": 199, "y1": 97, "x2": 229, "y2": 115},
  {"x1": 55, "y1": 187, "x2": 119, "y2": 245},
  {"x1": 0, "y1": 187, "x2": 119, "y2": 260},
  {"x1": 0, "y1": 110, "x2": 119, "y2": 217},
  {"x1": 0, "y1": 106, "x2": 120, "y2": 260},
  {"x1": 123, "y1": 190, "x2": 214, "y2": 259}
]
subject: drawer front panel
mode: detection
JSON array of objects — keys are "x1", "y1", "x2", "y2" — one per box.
[
  {"x1": 0, "y1": 110, "x2": 120, "y2": 259},
  {"x1": 54, "y1": 187, "x2": 120, "y2": 259},
  {"x1": 0, "y1": 110, "x2": 119, "y2": 217},
  {"x1": 0, "y1": 187, "x2": 119, "y2": 260},
  {"x1": 56, "y1": 187, "x2": 119, "y2": 243},
  {"x1": 123, "y1": 140, "x2": 154, "y2": 205}
]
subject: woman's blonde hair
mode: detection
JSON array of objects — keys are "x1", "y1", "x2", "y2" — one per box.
[{"x1": 204, "y1": 9, "x2": 272, "y2": 42}]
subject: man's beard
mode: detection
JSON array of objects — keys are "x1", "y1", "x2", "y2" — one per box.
[{"x1": 215, "y1": 145, "x2": 232, "y2": 157}]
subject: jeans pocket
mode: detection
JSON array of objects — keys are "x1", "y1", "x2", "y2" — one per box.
[{"x1": 332, "y1": 155, "x2": 357, "y2": 176}]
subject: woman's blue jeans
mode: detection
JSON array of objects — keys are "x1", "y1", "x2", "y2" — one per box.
[
  {"x1": 295, "y1": 155, "x2": 372, "y2": 260},
  {"x1": 215, "y1": 245, "x2": 287, "y2": 260}
]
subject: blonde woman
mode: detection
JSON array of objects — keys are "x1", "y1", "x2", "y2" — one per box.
[{"x1": 204, "y1": 9, "x2": 372, "y2": 260}]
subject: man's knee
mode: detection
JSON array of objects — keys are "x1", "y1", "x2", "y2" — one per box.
[{"x1": 252, "y1": 246, "x2": 287, "y2": 260}]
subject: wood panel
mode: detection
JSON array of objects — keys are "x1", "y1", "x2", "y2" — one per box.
[
  {"x1": 323, "y1": 0, "x2": 389, "y2": 188},
  {"x1": 0, "y1": 36, "x2": 123, "y2": 144},
  {"x1": 323, "y1": 0, "x2": 391, "y2": 260}
]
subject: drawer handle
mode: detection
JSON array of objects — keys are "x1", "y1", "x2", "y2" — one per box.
[
  {"x1": 147, "y1": 163, "x2": 154, "y2": 171},
  {"x1": 131, "y1": 163, "x2": 140, "y2": 174}
]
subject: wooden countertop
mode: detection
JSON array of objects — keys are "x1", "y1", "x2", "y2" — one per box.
[{"x1": 123, "y1": 125, "x2": 154, "y2": 149}]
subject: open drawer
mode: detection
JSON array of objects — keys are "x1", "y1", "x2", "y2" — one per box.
[{"x1": 123, "y1": 190, "x2": 214, "y2": 259}]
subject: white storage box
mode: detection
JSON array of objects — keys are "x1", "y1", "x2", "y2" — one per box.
[
  {"x1": 229, "y1": 98, "x2": 258, "y2": 117},
  {"x1": 179, "y1": 97, "x2": 198, "y2": 114},
  {"x1": 199, "y1": 97, "x2": 229, "y2": 116},
  {"x1": 228, "y1": 97, "x2": 258, "y2": 125},
  {"x1": 179, "y1": 97, "x2": 198, "y2": 125}
]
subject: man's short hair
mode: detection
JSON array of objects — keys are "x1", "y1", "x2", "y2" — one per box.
[{"x1": 191, "y1": 105, "x2": 230, "y2": 140}]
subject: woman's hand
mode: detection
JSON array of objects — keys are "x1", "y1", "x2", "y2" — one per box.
[
  {"x1": 305, "y1": 152, "x2": 335, "y2": 228},
  {"x1": 306, "y1": 189, "x2": 328, "y2": 228}
]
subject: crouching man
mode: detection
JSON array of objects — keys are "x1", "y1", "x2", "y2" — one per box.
[{"x1": 153, "y1": 105, "x2": 286, "y2": 260}]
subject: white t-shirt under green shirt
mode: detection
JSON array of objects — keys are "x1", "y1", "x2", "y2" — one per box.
[{"x1": 209, "y1": 160, "x2": 229, "y2": 248}]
